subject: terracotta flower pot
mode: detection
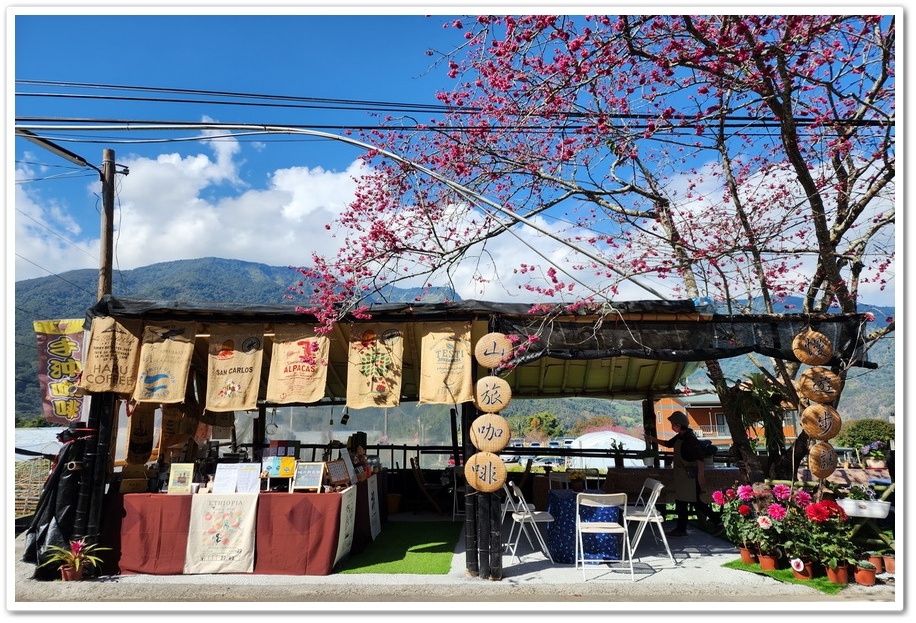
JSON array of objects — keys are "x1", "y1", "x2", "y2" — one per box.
[
  {"x1": 59, "y1": 564, "x2": 84, "y2": 581},
  {"x1": 792, "y1": 560, "x2": 816, "y2": 581},
  {"x1": 738, "y1": 546, "x2": 758, "y2": 565},
  {"x1": 825, "y1": 564, "x2": 849, "y2": 585},
  {"x1": 882, "y1": 555, "x2": 895, "y2": 574},
  {"x1": 867, "y1": 554, "x2": 884, "y2": 574},
  {"x1": 758, "y1": 553, "x2": 781, "y2": 571},
  {"x1": 854, "y1": 566, "x2": 877, "y2": 586}
]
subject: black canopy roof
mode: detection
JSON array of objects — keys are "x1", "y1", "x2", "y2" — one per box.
[{"x1": 86, "y1": 295, "x2": 872, "y2": 401}]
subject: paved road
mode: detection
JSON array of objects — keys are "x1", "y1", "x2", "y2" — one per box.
[{"x1": 10, "y1": 518, "x2": 898, "y2": 614}]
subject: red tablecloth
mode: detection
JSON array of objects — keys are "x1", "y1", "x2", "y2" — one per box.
[{"x1": 117, "y1": 490, "x2": 346, "y2": 575}]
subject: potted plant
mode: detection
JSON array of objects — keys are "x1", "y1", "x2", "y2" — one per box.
[
  {"x1": 854, "y1": 559, "x2": 877, "y2": 586},
  {"x1": 866, "y1": 550, "x2": 885, "y2": 574},
  {"x1": 609, "y1": 439, "x2": 626, "y2": 468},
  {"x1": 567, "y1": 470, "x2": 586, "y2": 492},
  {"x1": 882, "y1": 540, "x2": 895, "y2": 574},
  {"x1": 836, "y1": 484, "x2": 891, "y2": 519},
  {"x1": 804, "y1": 498, "x2": 855, "y2": 583},
  {"x1": 859, "y1": 440, "x2": 888, "y2": 468},
  {"x1": 641, "y1": 448, "x2": 659, "y2": 468},
  {"x1": 37, "y1": 538, "x2": 110, "y2": 581},
  {"x1": 700, "y1": 440, "x2": 718, "y2": 467},
  {"x1": 790, "y1": 557, "x2": 816, "y2": 581},
  {"x1": 712, "y1": 484, "x2": 758, "y2": 563}
]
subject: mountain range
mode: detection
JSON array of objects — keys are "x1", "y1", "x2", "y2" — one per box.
[{"x1": 12, "y1": 257, "x2": 895, "y2": 425}]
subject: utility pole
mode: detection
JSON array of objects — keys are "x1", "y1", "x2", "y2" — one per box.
[{"x1": 99, "y1": 149, "x2": 115, "y2": 299}]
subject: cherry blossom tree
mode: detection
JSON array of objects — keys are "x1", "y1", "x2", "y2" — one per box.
[{"x1": 293, "y1": 15, "x2": 895, "y2": 480}]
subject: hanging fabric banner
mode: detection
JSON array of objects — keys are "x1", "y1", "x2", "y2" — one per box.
[
  {"x1": 418, "y1": 321, "x2": 474, "y2": 405},
  {"x1": 158, "y1": 403, "x2": 197, "y2": 463},
  {"x1": 132, "y1": 321, "x2": 197, "y2": 404},
  {"x1": 205, "y1": 324, "x2": 265, "y2": 412},
  {"x1": 78, "y1": 316, "x2": 142, "y2": 394},
  {"x1": 125, "y1": 401, "x2": 157, "y2": 464},
  {"x1": 33, "y1": 319, "x2": 85, "y2": 425},
  {"x1": 266, "y1": 324, "x2": 329, "y2": 404},
  {"x1": 346, "y1": 324, "x2": 405, "y2": 409},
  {"x1": 184, "y1": 493, "x2": 258, "y2": 574}
]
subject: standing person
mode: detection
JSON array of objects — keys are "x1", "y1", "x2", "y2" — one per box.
[{"x1": 645, "y1": 411, "x2": 722, "y2": 538}]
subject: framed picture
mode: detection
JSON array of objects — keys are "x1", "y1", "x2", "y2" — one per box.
[
  {"x1": 339, "y1": 449, "x2": 358, "y2": 485},
  {"x1": 167, "y1": 463, "x2": 194, "y2": 495},
  {"x1": 290, "y1": 461, "x2": 325, "y2": 492},
  {"x1": 326, "y1": 459, "x2": 351, "y2": 486}
]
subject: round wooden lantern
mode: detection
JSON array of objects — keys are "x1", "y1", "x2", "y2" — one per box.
[
  {"x1": 800, "y1": 404, "x2": 842, "y2": 440},
  {"x1": 808, "y1": 441, "x2": 838, "y2": 479},
  {"x1": 474, "y1": 332, "x2": 513, "y2": 369},
  {"x1": 464, "y1": 451, "x2": 507, "y2": 493},
  {"x1": 792, "y1": 329, "x2": 834, "y2": 366},
  {"x1": 469, "y1": 413, "x2": 511, "y2": 453},
  {"x1": 797, "y1": 366, "x2": 843, "y2": 404},
  {"x1": 475, "y1": 376, "x2": 512, "y2": 413}
]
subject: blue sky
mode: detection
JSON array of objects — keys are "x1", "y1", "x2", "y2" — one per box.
[
  {"x1": 11, "y1": 11, "x2": 483, "y2": 289},
  {"x1": 9, "y1": 6, "x2": 899, "y2": 309}
]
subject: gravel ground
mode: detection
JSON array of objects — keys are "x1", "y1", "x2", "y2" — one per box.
[{"x1": 10, "y1": 518, "x2": 900, "y2": 616}]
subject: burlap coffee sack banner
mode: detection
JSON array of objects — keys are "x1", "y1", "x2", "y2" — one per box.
[
  {"x1": 418, "y1": 321, "x2": 474, "y2": 405},
  {"x1": 205, "y1": 324, "x2": 265, "y2": 412},
  {"x1": 158, "y1": 403, "x2": 199, "y2": 463},
  {"x1": 78, "y1": 316, "x2": 142, "y2": 394},
  {"x1": 132, "y1": 321, "x2": 197, "y2": 403},
  {"x1": 125, "y1": 401, "x2": 157, "y2": 464},
  {"x1": 266, "y1": 324, "x2": 330, "y2": 404},
  {"x1": 346, "y1": 324, "x2": 405, "y2": 409}
]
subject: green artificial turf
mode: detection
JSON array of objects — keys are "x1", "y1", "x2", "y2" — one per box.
[
  {"x1": 722, "y1": 559, "x2": 847, "y2": 595},
  {"x1": 338, "y1": 521, "x2": 463, "y2": 574}
]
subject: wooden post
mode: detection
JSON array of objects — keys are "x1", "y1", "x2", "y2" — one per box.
[
  {"x1": 98, "y1": 149, "x2": 115, "y2": 300},
  {"x1": 462, "y1": 402, "x2": 478, "y2": 577}
]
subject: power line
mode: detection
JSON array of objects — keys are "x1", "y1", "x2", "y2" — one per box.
[
  {"x1": 15, "y1": 207, "x2": 100, "y2": 263},
  {"x1": 13, "y1": 253, "x2": 98, "y2": 297},
  {"x1": 15, "y1": 80, "x2": 892, "y2": 129}
]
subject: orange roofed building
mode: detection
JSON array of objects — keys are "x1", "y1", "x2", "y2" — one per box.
[{"x1": 653, "y1": 395, "x2": 799, "y2": 449}]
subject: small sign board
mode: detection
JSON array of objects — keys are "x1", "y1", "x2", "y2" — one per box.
[
  {"x1": 463, "y1": 451, "x2": 507, "y2": 493},
  {"x1": 290, "y1": 461, "x2": 325, "y2": 492},
  {"x1": 326, "y1": 459, "x2": 351, "y2": 486}
]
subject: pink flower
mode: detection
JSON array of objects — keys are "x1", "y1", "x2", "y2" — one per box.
[
  {"x1": 737, "y1": 484, "x2": 755, "y2": 501},
  {"x1": 712, "y1": 490, "x2": 725, "y2": 505},
  {"x1": 794, "y1": 491, "x2": 813, "y2": 507},
  {"x1": 767, "y1": 503, "x2": 787, "y2": 520},
  {"x1": 791, "y1": 557, "x2": 805, "y2": 572},
  {"x1": 756, "y1": 516, "x2": 773, "y2": 530},
  {"x1": 772, "y1": 484, "x2": 791, "y2": 500}
]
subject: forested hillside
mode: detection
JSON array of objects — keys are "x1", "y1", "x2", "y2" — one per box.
[{"x1": 14, "y1": 257, "x2": 894, "y2": 426}]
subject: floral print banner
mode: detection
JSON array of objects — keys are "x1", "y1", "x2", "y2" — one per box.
[
  {"x1": 266, "y1": 324, "x2": 329, "y2": 404},
  {"x1": 183, "y1": 493, "x2": 258, "y2": 574},
  {"x1": 346, "y1": 324, "x2": 405, "y2": 409},
  {"x1": 205, "y1": 324, "x2": 265, "y2": 412}
]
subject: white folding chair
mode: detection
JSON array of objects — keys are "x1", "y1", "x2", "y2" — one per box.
[
  {"x1": 501, "y1": 482, "x2": 535, "y2": 525},
  {"x1": 626, "y1": 478, "x2": 675, "y2": 563},
  {"x1": 582, "y1": 468, "x2": 601, "y2": 489},
  {"x1": 575, "y1": 492, "x2": 634, "y2": 581},
  {"x1": 505, "y1": 482, "x2": 554, "y2": 563},
  {"x1": 548, "y1": 471, "x2": 569, "y2": 489}
]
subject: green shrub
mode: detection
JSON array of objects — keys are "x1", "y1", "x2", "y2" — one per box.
[{"x1": 834, "y1": 418, "x2": 894, "y2": 450}]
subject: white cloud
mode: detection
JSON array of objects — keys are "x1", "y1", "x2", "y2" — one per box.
[
  {"x1": 13, "y1": 141, "x2": 364, "y2": 281},
  {"x1": 12, "y1": 139, "x2": 895, "y2": 310}
]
